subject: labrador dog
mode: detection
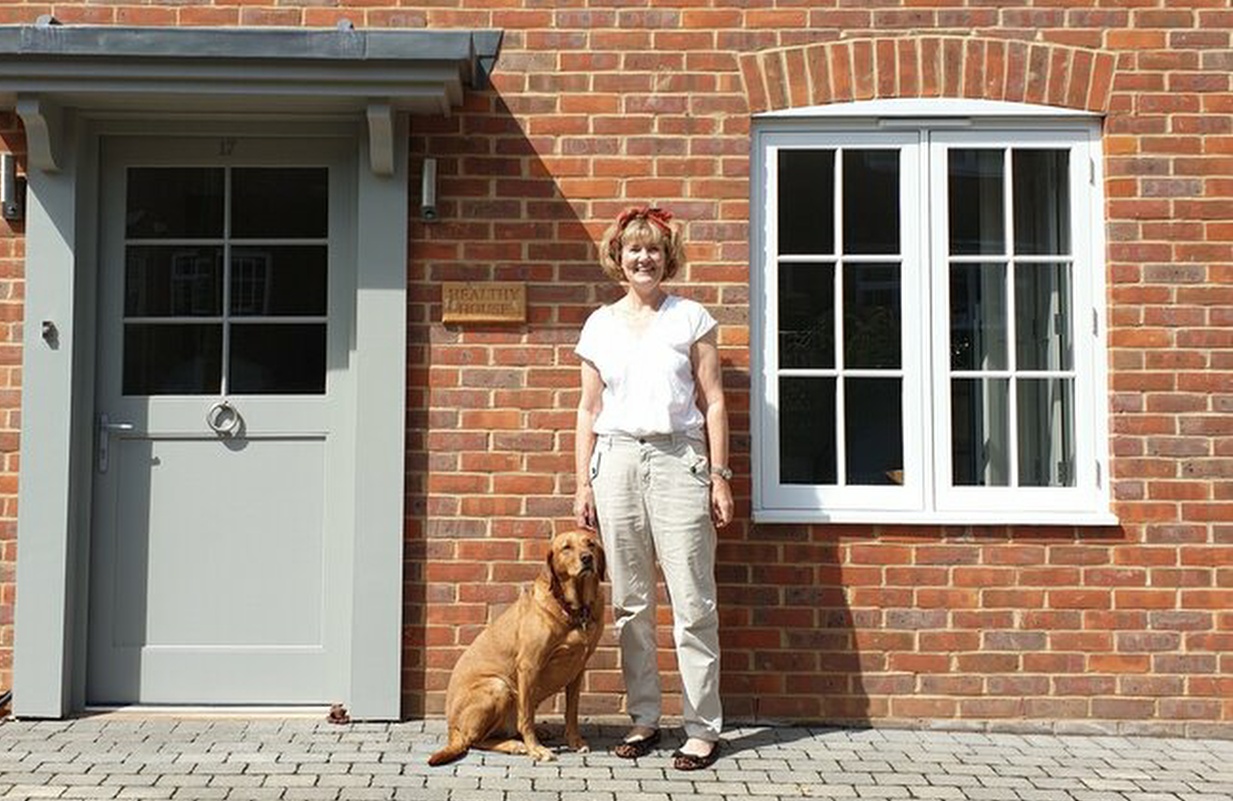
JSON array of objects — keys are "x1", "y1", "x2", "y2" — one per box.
[{"x1": 428, "y1": 530, "x2": 606, "y2": 765}]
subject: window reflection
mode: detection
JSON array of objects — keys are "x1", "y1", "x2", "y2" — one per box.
[
  {"x1": 843, "y1": 150, "x2": 899, "y2": 255},
  {"x1": 780, "y1": 377, "x2": 836, "y2": 484},
  {"x1": 126, "y1": 168, "x2": 224, "y2": 239},
  {"x1": 1015, "y1": 262, "x2": 1072, "y2": 371},
  {"x1": 1018, "y1": 378, "x2": 1074, "y2": 487},
  {"x1": 230, "y1": 246, "x2": 327, "y2": 317},
  {"x1": 123, "y1": 324, "x2": 222, "y2": 395},
  {"x1": 951, "y1": 377, "x2": 1009, "y2": 486},
  {"x1": 230, "y1": 324, "x2": 326, "y2": 395},
  {"x1": 1013, "y1": 150, "x2": 1070, "y2": 256},
  {"x1": 232, "y1": 168, "x2": 328, "y2": 239},
  {"x1": 122, "y1": 166, "x2": 329, "y2": 396},
  {"x1": 950, "y1": 263, "x2": 1007, "y2": 371},
  {"x1": 779, "y1": 262, "x2": 834, "y2": 368},
  {"x1": 948, "y1": 150, "x2": 1004, "y2": 256},
  {"x1": 778, "y1": 150, "x2": 835, "y2": 255},
  {"x1": 844, "y1": 264, "x2": 900, "y2": 369},
  {"x1": 845, "y1": 378, "x2": 902, "y2": 485},
  {"x1": 126, "y1": 247, "x2": 223, "y2": 317}
]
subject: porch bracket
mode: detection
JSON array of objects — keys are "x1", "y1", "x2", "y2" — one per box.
[
  {"x1": 366, "y1": 102, "x2": 394, "y2": 177},
  {"x1": 16, "y1": 94, "x2": 62, "y2": 172}
]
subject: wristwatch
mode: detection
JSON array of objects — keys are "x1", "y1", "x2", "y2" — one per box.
[{"x1": 710, "y1": 465, "x2": 734, "y2": 480}]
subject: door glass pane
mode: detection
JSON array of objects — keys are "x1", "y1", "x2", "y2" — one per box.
[
  {"x1": 779, "y1": 262, "x2": 834, "y2": 369},
  {"x1": 231, "y1": 323, "x2": 326, "y2": 394},
  {"x1": 126, "y1": 247, "x2": 223, "y2": 317},
  {"x1": 124, "y1": 324, "x2": 222, "y2": 395},
  {"x1": 1015, "y1": 262, "x2": 1072, "y2": 371},
  {"x1": 1013, "y1": 150, "x2": 1070, "y2": 255},
  {"x1": 778, "y1": 150, "x2": 835, "y2": 255},
  {"x1": 230, "y1": 246, "x2": 328, "y2": 317},
  {"x1": 845, "y1": 378, "x2": 902, "y2": 485},
  {"x1": 844, "y1": 263, "x2": 900, "y2": 369},
  {"x1": 950, "y1": 263, "x2": 1007, "y2": 371},
  {"x1": 951, "y1": 377, "x2": 1009, "y2": 486},
  {"x1": 843, "y1": 149, "x2": 899, "y2": 255},
  {"x1": 232, "y1": 168, "x2": 329, "y2": 239},
  {"x1": 126, "y1": 168, "x2": 224, "y2": 239},
  {"x1": 780, "y1": 377, "x2": 836, "y2": 484},
  {"x1": 949, "y1": 149, "x2": 1004, "y2": 255},
  {"x1": 1018, "y1": 378, "x2": 1074, "y2": 487}
]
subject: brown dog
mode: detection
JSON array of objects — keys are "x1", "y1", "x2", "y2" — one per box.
[{"x1": 428, "y1": 530, "x2": 606, "y2": 765}]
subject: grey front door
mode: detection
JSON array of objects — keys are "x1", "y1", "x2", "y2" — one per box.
[{"x1": 87, "y1": 136, "x2": 356, "y2": 704}]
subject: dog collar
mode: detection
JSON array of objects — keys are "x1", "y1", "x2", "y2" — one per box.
[{"x1": 551, "y1": 586, "x2": 593, "y2": 631}]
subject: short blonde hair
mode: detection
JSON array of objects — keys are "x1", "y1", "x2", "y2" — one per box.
[{"x1": 598, "y1": 207, "x2": 686, "y2": 283}]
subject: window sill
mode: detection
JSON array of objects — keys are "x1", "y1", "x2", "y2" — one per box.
[{"x1": 751, "y1": 507, "x2": 1120, "y2": 527}]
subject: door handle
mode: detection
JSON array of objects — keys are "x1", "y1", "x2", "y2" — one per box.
[
  {"x1": 97, "y1": 414, "x2": 135, "y2": 474},
  {"x1": 205, "y1": 400, "x2": 242, "y2": 437}
]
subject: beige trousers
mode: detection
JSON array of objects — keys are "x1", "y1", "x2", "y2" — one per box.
[{"x1": 590, "y1": 431, "x2": 723, "y2": 741}]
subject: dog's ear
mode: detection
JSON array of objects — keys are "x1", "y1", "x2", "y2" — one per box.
[{"x1": 544, "y1": 541, "x2": 563, "y2": 590}]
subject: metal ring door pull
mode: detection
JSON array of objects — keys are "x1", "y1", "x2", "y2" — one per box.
[{"x1": 206, "y1": 400, "x2": 241, "y2": 436}]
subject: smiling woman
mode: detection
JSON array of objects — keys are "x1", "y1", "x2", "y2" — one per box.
[{"x1": 572, "y1": 206, "x2": 731, "y2": 771}]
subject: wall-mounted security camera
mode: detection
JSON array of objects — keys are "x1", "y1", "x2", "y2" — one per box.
[
  {"x1": 1, "y1": 153, "x2": 24, "y2": 222},
  {"x1": 421, "y1": 158, "x2": 438, "y2": 222}
]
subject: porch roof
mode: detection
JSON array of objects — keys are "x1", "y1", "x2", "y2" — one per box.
[{"x1": 0, "y1": 21, "x2": 503, "y2": 173}]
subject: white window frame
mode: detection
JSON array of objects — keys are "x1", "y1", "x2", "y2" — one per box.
[{"x1": 751, "y1": 100, "x2": 1115, "y2": 526}]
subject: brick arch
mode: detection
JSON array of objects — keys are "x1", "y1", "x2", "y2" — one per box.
[{"x1": 740, "y1": 36, "x2": 1116, "y2": 115}]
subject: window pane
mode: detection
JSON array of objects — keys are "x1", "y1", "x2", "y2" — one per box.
[
  {"x1": 844, "y1": 263, "x2": 900, "y2": 369},
  {"x1": 843, "y1": 150, "x2": 899, "y2": 255},
  {"x1": 231, "y1": 168, "x2": 329, "y2": 239},
  {"x1": 124, "y1": 324, "x2": 222, "y2": 395},
  {"x1": 1018, "y1": 378, "x2": 1074, "y2": 487},
  {"x1": 951, "y1": 377, "x2": 1009, "y2": 486},
  {"x1": 777, "y1": 150, "x2": 835, "y2": 255},
  {"x1": 231, "y1": 246, "x2": 328, "y2": 316},
  {"x1": 230, "y1": 323, "x2": 326, "y2": 394},
  {"x1": 126, "y1": 168, "x2": 224, "y2": 239},
  {"x1": 1015, "y1": 262, "x2": 1072, "y2": 371},
  {"x1": 125, "y1": 247, "x2": 223, "y2": 317},
  {"x1": 1013, "y1": 150, "x2": 1070, "y2": 255},
  {"x1": 845, "y1": 378, "x2": 902, "y2": 485},
  {"x1": 950, "y1": 263, "x2": 1008, "y2": 370},
  {"x1": 780, "y1": 377, "x2": 836, "y2": 484},
  {"x1": 948, "y1": 150, "x2": 1004, "y2": 255},
  {"x1": 779, "y1": 262, "x2": 834, "y2": 369}
]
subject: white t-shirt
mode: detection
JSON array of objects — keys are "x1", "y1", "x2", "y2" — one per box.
[{"x1": 575, "y1": 294, "x2": 718, "y2": 436}]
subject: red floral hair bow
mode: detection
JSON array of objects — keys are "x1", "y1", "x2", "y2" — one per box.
[{"x1": 617, "y1": 206, "x2": 673, "y2": 235}]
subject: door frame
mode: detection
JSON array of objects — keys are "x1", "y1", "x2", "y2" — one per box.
[{"x1": 13, "y1": 114, "x2": 409, "y2": 719}]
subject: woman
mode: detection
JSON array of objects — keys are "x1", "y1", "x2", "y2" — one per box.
[{"x1": 573, "y1": 205, "x2": 734, "y2": 771}]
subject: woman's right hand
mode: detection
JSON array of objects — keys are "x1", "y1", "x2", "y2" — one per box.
[{"x1": 573, "y1": 485, "x2": 597, "y2": 531}]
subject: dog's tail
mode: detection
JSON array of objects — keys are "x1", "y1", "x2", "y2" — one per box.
[{"x1": 427, "y1": 734, "x2": 470, "y2": 766}]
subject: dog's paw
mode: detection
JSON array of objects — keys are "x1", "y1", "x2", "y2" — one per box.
[
  {"x1": 529, "y1": 745, "x2": 557, "y2": 762},
  {"x1": 572, "y1": 741, "x2": 590, "y2": 754}
]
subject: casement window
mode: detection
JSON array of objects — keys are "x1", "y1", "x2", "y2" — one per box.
[{"x1": 751, "y1": 101, "x2": 1114, "y2": 525}]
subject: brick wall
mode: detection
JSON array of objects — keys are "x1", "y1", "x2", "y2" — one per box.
[
  {"x1": 1, "y1": 1, "x2": 1232, "y2": 735},
  {"x1": 0, "y1": 112, "x2": 21, "y2": 697}
]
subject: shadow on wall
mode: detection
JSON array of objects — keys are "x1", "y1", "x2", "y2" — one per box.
[
  {"x1": 718, "y1": 529, "x2": 872, "y2": 725},
  {"x1": 395, "y1": 87, "x2": 741, "y2": 721},
  {"x1": 397, "y1": 90, "x2": 861, "y2": 729},
  {"x1": 399, "y1": 89, "x2": 604, "y2": 718}
]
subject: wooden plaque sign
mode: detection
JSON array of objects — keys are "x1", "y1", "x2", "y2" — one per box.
[{"x1": 441, "y1": 281, "x2": 526, "y2": 324}]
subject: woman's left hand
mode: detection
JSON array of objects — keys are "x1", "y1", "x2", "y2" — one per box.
[{"x1": 710, "y1": 477, "x2": 734, "y2": 528}]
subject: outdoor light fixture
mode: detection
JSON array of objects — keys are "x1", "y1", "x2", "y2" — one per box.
[
  {"x1": 1, "y1": 153, "x2": 24, "y2": 221},
  {"x1": 421, "y1": 157, "x2": 438, "y2": 222}
]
